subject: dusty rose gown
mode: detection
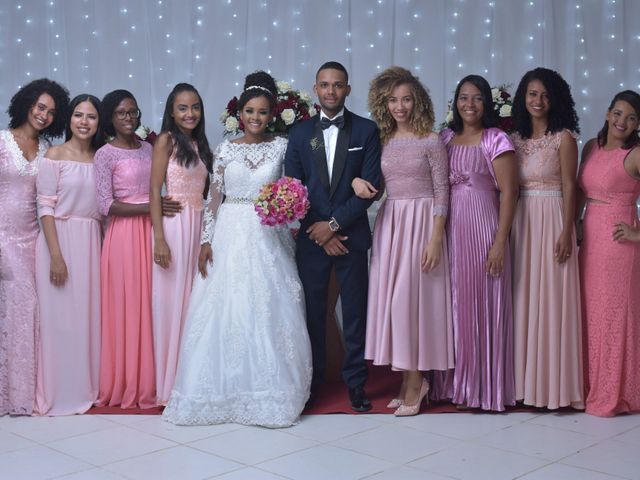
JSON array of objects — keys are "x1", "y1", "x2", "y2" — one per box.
[
  {"x1": 510, "y1": 131, "x2": 584, "y2": 409},
  {"x1": 435, "y1": 128, "x2": 516, "y2": 412},
  {"x1": 152, "y1": 146, "x2": 207, "y2": 405},
  {"x1": 579, "y1": 144, "x2": 640, "y2": 417},
  {"x1": 0, "y1": 129, "x2": 47, "y2": 415},
  {"x1": 365, "y1": 136, "x2": 454, "y2": 372},
  {"x1": 34, "y1": 158, "x2": 102, "y2": 415},
  {"x1": 94, "y1": 141, "x2": 156, "y2": 409}
]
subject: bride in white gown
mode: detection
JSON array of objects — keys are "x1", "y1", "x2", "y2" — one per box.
[{"x1": 163, "y1": 72, "x2": 312, "y2": 428}]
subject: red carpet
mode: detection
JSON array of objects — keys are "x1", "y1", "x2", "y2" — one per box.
[{"x1": 87, "y1": 365, "x2": 575, "y2": 415}]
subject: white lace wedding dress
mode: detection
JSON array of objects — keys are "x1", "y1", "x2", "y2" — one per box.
[{"x1": 162, "y1": 136, "x2": 312, "y2": 427}]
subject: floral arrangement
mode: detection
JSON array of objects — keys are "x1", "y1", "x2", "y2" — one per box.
[
  {"x1": 440, "y1": 84, "x2": 514, "y2": 133},
  {"x1": 135, "y1": 125, "x2": 158, "y2": 145},
  {"x1": 254, "y1": 176, "x2": 310, "y2": 226},
  {"x1": 220, "y1": 81, "x2": 320, "y2": 137}
]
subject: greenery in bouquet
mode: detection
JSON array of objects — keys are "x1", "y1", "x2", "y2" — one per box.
[{"x1": 220, "y1": 81, "x2": 320, "y2": 136}]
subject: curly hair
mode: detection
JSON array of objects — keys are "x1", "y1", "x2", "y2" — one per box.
[
  {"x1": 448, "y1": 74, "x2": 498, "y2": 133},
  {"x1": 65, "y1": 94, "x2": 104, "y2": 151},
  {"x1": 368, "y1": 67, "x2": 435, "y2": 145},
  {"x1": 597, "y1": 90, "x2": 640, "y2": 150},
  {"x1": 101, "y1": 89, "x2": 139, "y2": 138},
  {"x1": 237, "y1": 71, "x2": 278, "y2": 111},
  {"x1": 512, "y1": 67, "x2": 580, "y2": 138},
  {"x1": 7, "y1": 78, "x2": 70, "y2": 139},
  {"x1": 161, "y1": 83, "x2": 213, "y2": 172}
]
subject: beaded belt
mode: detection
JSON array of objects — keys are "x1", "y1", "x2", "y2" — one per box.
[
  {"x1": 225, "y1": 196, "x2": 254, "y2": 204},
  {"x1": 519, "y1": 190, "x2": 562, "y2": 197}
]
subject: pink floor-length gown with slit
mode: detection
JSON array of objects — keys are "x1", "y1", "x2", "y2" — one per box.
[
  {"x1": 34, "y1": 158, "x2": 102, "y2": 415},
  {"x1": 94, "y1": 141, "x2": 156, "y2": 409},
  {"x1": 365, "y1": 136, "x2": 454, "y2": 373},
  {"x1": 433, "y1": 128, "x2": 516, "y2": 412},
  {"x1": 579, "y1": 144, "x2": 640, "y2": 417},
  {"x1": 0, "y1": 129, "x2": 47, "y2": 416},
  {"x1": 152, "y1": 145, "x2": 207, "y2": 405}
]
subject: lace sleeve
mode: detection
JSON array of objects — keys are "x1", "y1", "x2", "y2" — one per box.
[
  {"x1": 36, "y1": 158, "x2": 61, "y2": 218},
  {"x1": 94, "y1": 146, "x2": 116, "y2": 216},
  {"x1": 200, "y1": 145, "x2": 226, "y2": 245},
  {"x1": 428, "y1": 137, "x2": 450, "y2": 217}
]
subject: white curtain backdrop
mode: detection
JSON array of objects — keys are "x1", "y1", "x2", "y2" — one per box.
[{"x1": 1, "y1": 0, "x2": 639, "y2": 145}]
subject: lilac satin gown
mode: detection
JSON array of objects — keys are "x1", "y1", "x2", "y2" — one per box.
[{"x1": 434, "y1": 128, "x2": 516, "y2": 411}]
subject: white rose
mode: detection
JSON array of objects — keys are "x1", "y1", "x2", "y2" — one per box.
[
  {"x1": 445, "y1": 109, "x2": 454, "y2": 124},
  {"x1": 277, "y1": 81, "x2": 292, "y2": 93},
  {"x1": 225, "y1": 116, "x2": 239, "y2": 132},
  {"x1": 491, "y1": 88, "x2": 500, "y2": 101},
  {"x1": 499, "y1": 104, "x2": 512, "y2": 117},
  {"x1": 299, "y1": 90, "x2": 312, "y2": 102},
  {"x1": 308, "y1": 106, "x2": 317, "y2": 117},
  {"x1": 135, "y1": 125, "x2": 149, "y2": 139},
  {"x1": 281, "y1": 108, "x2": 296, "y2": 125},
  {"x1": 219, "y1": 111, "x2": 229, "y2": 123}
]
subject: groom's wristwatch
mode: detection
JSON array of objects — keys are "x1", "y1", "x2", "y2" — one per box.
[{"x1": 328, "y1": 217, "x2": 340, "y2": 232}]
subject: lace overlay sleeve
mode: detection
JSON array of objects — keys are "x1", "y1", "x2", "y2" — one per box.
[
  {"x1": 94, "y1": 146, "x2": 116, "y2": 216},
  {"x1": 36, "y1": 158, "x2": 61, "y2": 218},
  {"x1": 428, "y1": 137, "x2": 450, "y2": 217},
  {"x1": 200, "y1": 144, "x2": 226, "y2": 245}
]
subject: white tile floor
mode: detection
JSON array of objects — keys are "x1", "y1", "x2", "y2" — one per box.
[{"x1": 0, "y1": 411, "x2": 638, "y2": 480}]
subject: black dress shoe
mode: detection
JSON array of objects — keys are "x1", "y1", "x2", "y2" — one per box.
[{"x1": 348, "y1": 386, "x2": 372, "y2": 412}]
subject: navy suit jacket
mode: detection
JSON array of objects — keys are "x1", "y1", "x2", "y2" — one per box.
[{"x1": 284, "y1": 109, "x2": 382, "y2": 252}]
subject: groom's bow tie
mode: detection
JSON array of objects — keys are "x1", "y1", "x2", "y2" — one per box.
[{"x1": 320, "y1": 116, "x2": 344, "y2": 130}]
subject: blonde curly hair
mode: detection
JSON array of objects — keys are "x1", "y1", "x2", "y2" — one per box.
[{"x1": 368, "y1": 66, "x2": 435, "y2": 145}]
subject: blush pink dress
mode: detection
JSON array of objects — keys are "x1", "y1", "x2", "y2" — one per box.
[
  {"x1": 34, "y1": 158, "x2": 102, "y2": 415},
  {"x1": 365, "y1": 136, "x2": 454, "y2": 372},
  {"x1": 510, "y1": 131, "x2": 584, "y2": 410},
  {"x1": 152, "y1": 147, "x2": 207, "y2": 405},
  {"x1": 579, "y1": 144, "x2": 640, "y2": 417},
  {"x1": 0, "y1": 129, "x2": 47, "y2": 416},
  {"x1": 94, "y1": 141, "x2": 156, "y2": 409}
]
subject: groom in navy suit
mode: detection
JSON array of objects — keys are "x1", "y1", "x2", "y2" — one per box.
[{"x1": 285, "y1": 61, "x2": 382, "y2": 411}]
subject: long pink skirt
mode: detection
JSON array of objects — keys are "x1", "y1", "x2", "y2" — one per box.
[
  {"x1": 365, "y1": 197, "x2": 454, "y2": 372},
  {"x1": 152, "y1": 207, "x2": 202, "y2": 405},
  {"x1": 35, "y1": 217, "x2": 102, "y2": 415},
  {"x1": 511, "y1": 194, "x2": 583, "y2": 409},
  {"x1": 96, "y1": 215, "x2": 155, "y2": 409}
]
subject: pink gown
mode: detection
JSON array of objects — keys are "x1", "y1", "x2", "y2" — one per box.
[
  {"x1": 34, "y1": 158, "x2": 102, "y2": 415},
  {"x1": 510, "y1": 131, "x2": 584, "y2": 409},
  {"x1": 94, "y1": 142, "x2": 156, "y2": 409},
  {"x1": 435, "y1": 128, "x2": 516, "y2": 411},
  {"x1": 152, "y1": 148, "x2": 207, "y2": 405},
  {"x1": 365, "y1": 136, "x2": 454, "y2": 372},
  {"x1": 0, "y1": 129, "x2": 47, "y2": 416},
  {"x1": 579, "y1": 144, "x2": 640, "y2": 417}
]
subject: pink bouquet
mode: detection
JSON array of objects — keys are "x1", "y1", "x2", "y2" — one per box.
[{"x1": 254, "y1": 176, "x2": 310, "y2": 226}]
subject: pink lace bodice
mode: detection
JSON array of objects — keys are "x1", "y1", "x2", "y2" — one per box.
[
  {"x1": 382, "y1": 135, "x2": 449, "y2": 216},
  {"x1": 165, "y1": 148, "x2": 208, "y2": 211},
  {"x1": 94, "y1": 142, "x2": 152, "y2": 216},
  {"x1": 579, "y1": 145, "x2": 640, "y2": 206},
  {"x1": 512, "y1": 130, "x2": 577, "y2": 191}
]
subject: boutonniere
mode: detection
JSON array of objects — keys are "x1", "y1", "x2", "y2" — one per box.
[{"x1": 310, "y1": 137, "x2": 324, "y2": 151}]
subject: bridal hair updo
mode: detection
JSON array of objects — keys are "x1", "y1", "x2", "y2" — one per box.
[
  {"x1": 237, "y1": 71, "x2": 278, "y2": 111},
  {"x1": 8, "y1": 78, "x2": 70, "y2": 139},
  {"x1": 368, "y1": 66, "x2": 435, "y2": 145}
]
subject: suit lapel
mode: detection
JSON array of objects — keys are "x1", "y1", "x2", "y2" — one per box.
[
  {"x1": 329, "y1": 109, "x2": 351, "y2": 198},
  {"x1": 311, "y1": 118, "x2": 331, "y2": 193}
]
